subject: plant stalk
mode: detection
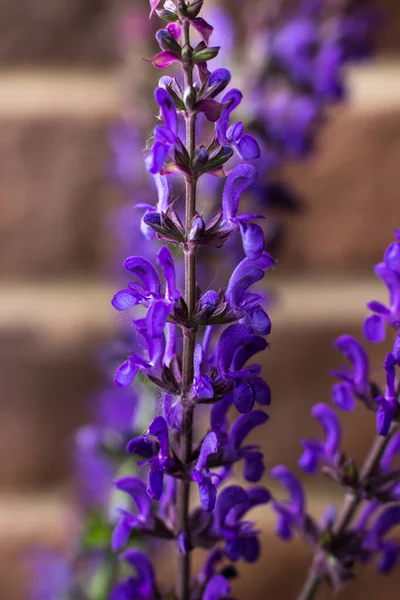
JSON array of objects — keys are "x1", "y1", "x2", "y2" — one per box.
[
  {"x1": 177, "y1": 16, "x2": 197, "y2": 600},
  {"x1": 296, "y1": 427, "x2": 398, "y2": 600}
]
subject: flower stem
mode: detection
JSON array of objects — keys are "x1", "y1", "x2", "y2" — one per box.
[
  {"x1": 177, "y1": 16, "x2": 197, "y2": 600},
  {"x1": 296, "y1": 427, "x2": 398, "y2": 600}
]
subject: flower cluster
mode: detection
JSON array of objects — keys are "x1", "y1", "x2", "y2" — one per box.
[
  {"x1": 108, "y1": 1, "x2": 274, "y2": 597},
  {"x1": 270, "y1": 231, "x2": 400, "y2": 595}
]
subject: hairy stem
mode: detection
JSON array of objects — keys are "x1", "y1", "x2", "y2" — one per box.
[
  {"x1": 177, "y1": 16, "x2": 197, "y2": 600},
  {"x1": 296, "y1": 427, "x2": 398, "y2": 600}
]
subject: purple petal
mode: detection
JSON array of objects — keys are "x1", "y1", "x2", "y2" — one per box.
[
  {"x1": 158, "y1": 246, "x2": 179, "y2": 300},
  {"x1": 147, "y1": 300, "x2": 171, "y2": 338},
  {"x1": 376, "y1": 397, "x2": 394, "y2": 436},
  {"x1": 216, "y1": 89, "x2": 243, "y2": 143},
  {"x1": 380, "y1": 431, "x2": 400, "y2": 471},
  {"x1": 367, "y1": 300, "x2": 391, "y2": 315},
  {"x1": 208, "y1": 68, "x2": 231, "y2": 98},
  {"x1": 378, "y1": 546, "x2": 398, "y2": 574},
  {"x1": 149, "y1": 51, "x2": 182, "y2": 68},
  {"x1": 162, "y1": 394, "x2": 182, "y2": 432},
  {"x1": 114, "y1": 360, "x2": 139, "y2": 388},
  {"x1": 210, "y1": 392, "x2": 234, "y2": 434},
  {"x1": 237, "y1": 134, "x2": 261, "y2": 160},
  {"x1": 196, "y1": 98, "x2": 223, "y2": 122},
  {"x1": 375, "y1": 263, "x2": 400, "y2": 314},
  {"x1": 368, "y1": 505, "x2": 400, "y2": 546},
  {"x1": 166, "y1": 22, "x2": 181, "y2": 41},
  {"x1": 331, "y1": 383, "x2": 355, "y2": 411},
  {"x1": 203, "y1": 575, "x2": 231, "y2": 600},
  {"x1": 126, "y1": 437, "x2": 158, "y2": 458},
  {"x1": 222, "y1": 164, "x2": 257, "y2": 220},
  {"x1": 334, "y1": 335, "x2": 369, "y2": 387},
  {"x1": 364, "y1": 314, "x2": 386, "y2": 343},
  {"x1": 155, "y1": 87, "x2": 178, "y2": 136},
  {"x1": 225, "y1": 257, "x2": 266, "y2": 307},
  {"x1": 146, "y1": 140, "x2": 169, "y2": 174},
  {"x1": 216, "y1": 324, "x2": 250, "y2": 373},
  {"x1": 240, "y1": 222, "x2": 265, "y2": 260},
  {"x1": 147, "y1": 416, "x2": 170, "y2": 456},
  {"x1": 312, "y1": 403, "x2": 341, "y2": 457},
  {"x1": 199, "y1": 480, "x2": 217, "y2": 512},
  {"x1": 111, "y1": 288, "x2": 142, "y2": 311},
  {"x1": 243, "y1": 450, "x2": 265, "y2": 482},
  {"x1": 384, "y1": 242, "x2": 400, "y2": 272},
  {"x1": 148, "y1": 465, "x2": 164, "y2": 500},
  {"x1": 252, "y1": 378, "x2": 271, "y2": 406},
  {"x1": 121, "y1": 550, "x2": 155, "y2": 597},
  {"x1": 191, "y1": 17, "x2": 214, "y2": 44},
  {"x1": 227, "y1": 121, "x2": 244, "y2": 142},
  {"x1": 115, "y1": 477, "x2": 153, "y2": 525},
  {"x1": 197, "y1": 432, "x2": 219, "y2": 471},
  {"x1": 215, "y1": 485, "x2": 249, "y2": 531},
  {"x1": 234, "y1": 382, "x2": 255, "y2": 414},
  {"x1": 271, "y1": 466, "x2": 305, "y2": 517},
  {"x1": 112, "y1": 512, "x2": 133, "y2": 551},
  {"x1": 154, "y1": 173, "x2": 169, "y2": 212},
  {"x1": 298, "y1": 445, "x2": 319, "y2": 474},
  {"x1": 124, "y1": 256, "x2": 161, "y2": 295},
  {"x1": 241, "y1": 535, "x2": 260, "y2": 562},
  {"x1": 229, "y1": 410, "x2": 268, "y2": 450},
  {"x1": 231, "y1": 335, "x2": 268, "y2": 372},
  {"x1": 248, "y1": 306, "x2": 271, "y2": 336},
  {"x1": 199, "y1": 290, "x2": 219, "y2": 315},
  {"x1": 149, "y1": 0, "x2": 163, "y2": 17}
]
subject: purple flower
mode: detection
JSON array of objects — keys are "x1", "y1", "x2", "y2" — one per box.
[
  {"x1": 216, "y1": 90, "x2": 260, "y2": 160},
  {"x1": 192, "y1": 432, "x2": 220, "y2": 512},
  {"x1": 203, "y1": 574, "x2": 233, "y2": 600},
  {"x1": 364, "y1": 263, "x2": 400, "y2": 342},
  {"x1": 127, "y1": 416, "x2": 173, "y2": 499},
  {"x1": 364, "y1": 506, "x2": 400, "y2": 574},
  {"x1": 220, "y1": 164, "x2": 265, "y2": 260},
  {"x1": 215, "y1": 485, "x2": 270, "y2": 562},
  {"x1": 110, "y1": 550, "x2": 158, "y2": 600},
  {"x1": 299, "y1": 404, "x2": 342, "y2": 474},
  {"x1": 137, "y1": 174, "x2": 170, "y2": 240},
  {"x1": 225, "y1": 251, "x2": 275, "y2": 332},
  {"x1": 375, "y1": 353, "x2": 398, "y2": 436},
  {"x1": 145, "y1": 87, "x2": 180, "y2": 174},
  {"x1": 270, "y1": 466, "x2": 306, "y2": 540},
  {"x1": 332, "y1": 335, "x2": 371, "y2": 411},
  {"x1": 112, "y1": 477, "x2": 155, "y2": 551}
]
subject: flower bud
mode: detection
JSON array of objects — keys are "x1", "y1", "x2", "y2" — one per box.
[
  {"x1": 193, "y1": 146, "x2": 209, "y2": 171},
  {"x1": 187, "y1": 0, "x2": 203, "y2": 19},
  {"x1": 184, "y1": 86, "x2": 197, "y2": 111},
  {"x1": 193, "y1": 46, "x2": 220, "y2": 64},
  {"x1": 156, "y1": 29, "x2": 182, "y2": 55}
]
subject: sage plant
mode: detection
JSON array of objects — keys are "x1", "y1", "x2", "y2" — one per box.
[
  {"x1": 271, "y1": 230, "x2": 400, "y2": 600},
  {"x1": 110, "y1": 1, "x2": 273, "y2": 598}
]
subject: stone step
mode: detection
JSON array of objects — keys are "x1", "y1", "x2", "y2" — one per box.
[
  {"x1": 2, "y1": 487, "x2": 399, "y2": 600},
  {"x1": 0, "y1": 62, "x2": 400, "y2": 276},
  {"x1": 0, "y1": 276, "x2": 390, "y2": 491}
]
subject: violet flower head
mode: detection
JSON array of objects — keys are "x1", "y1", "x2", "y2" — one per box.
[
  {"x1": 110, "y1": 550, "x2": 159, "y2": 600},
  {"x1": 332, "y1": 335, "x2": 371, "y2": 411},
  {"x1": 364, "y1": 231, "x2": 400, "y2": 342},
  {"x1": 270, "y1": 466, "x2": 307, "y2": 540},
  {"x1": 299, "y1": 403, "x2": 342, "y2": 474}
]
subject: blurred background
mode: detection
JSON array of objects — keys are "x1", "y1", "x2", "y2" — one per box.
[{"x1": 0, "y1": 0, "x2": 400, "y2": 598}]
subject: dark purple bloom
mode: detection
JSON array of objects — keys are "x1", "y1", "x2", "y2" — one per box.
[
  {"x1": 332, "y1": 335, "x2": 370, "y2": 411},
  {"x1": 364, "y1": 263, "x2": 400, "y2": 342},
  {"x1": 112, "y1": 477, "x2": 155, "y2": 551},
  {"x1": 192, "y1": 432, "x2": 220, "y2": 511},
  {"x1": 299, "y1": 404, "x2": 342, "y2": 473},
  {"x1": 203, "y1": 574, "x2": 234, "y2": 600},
  {"x1": 375, "y1": 353, "x2": 398, "y2": 436},
  {"x1": 216, "y1": 90, "x2": 260, "y2": 160},
  {"x1": 215, "y1": 485, "x2": 270, "y2": 562},
  {"x1": 110, "y1": 550, "x2": 158, "y2": 600},
  {"x1": 127, "y1": 416, "x2": 173, "y2": 499},
  {"x1": 146, "y1": 87, "x2": 180, "y2": 174},
  {"x1": 364, "y1": 506, "x2": 400, "y2": 574},
  {"x1": 270, "y1": 466, "x2": 306, "y2": 540},
  {"x1": 220, "y1": 164, "x2": 266, "y2": 259}
]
